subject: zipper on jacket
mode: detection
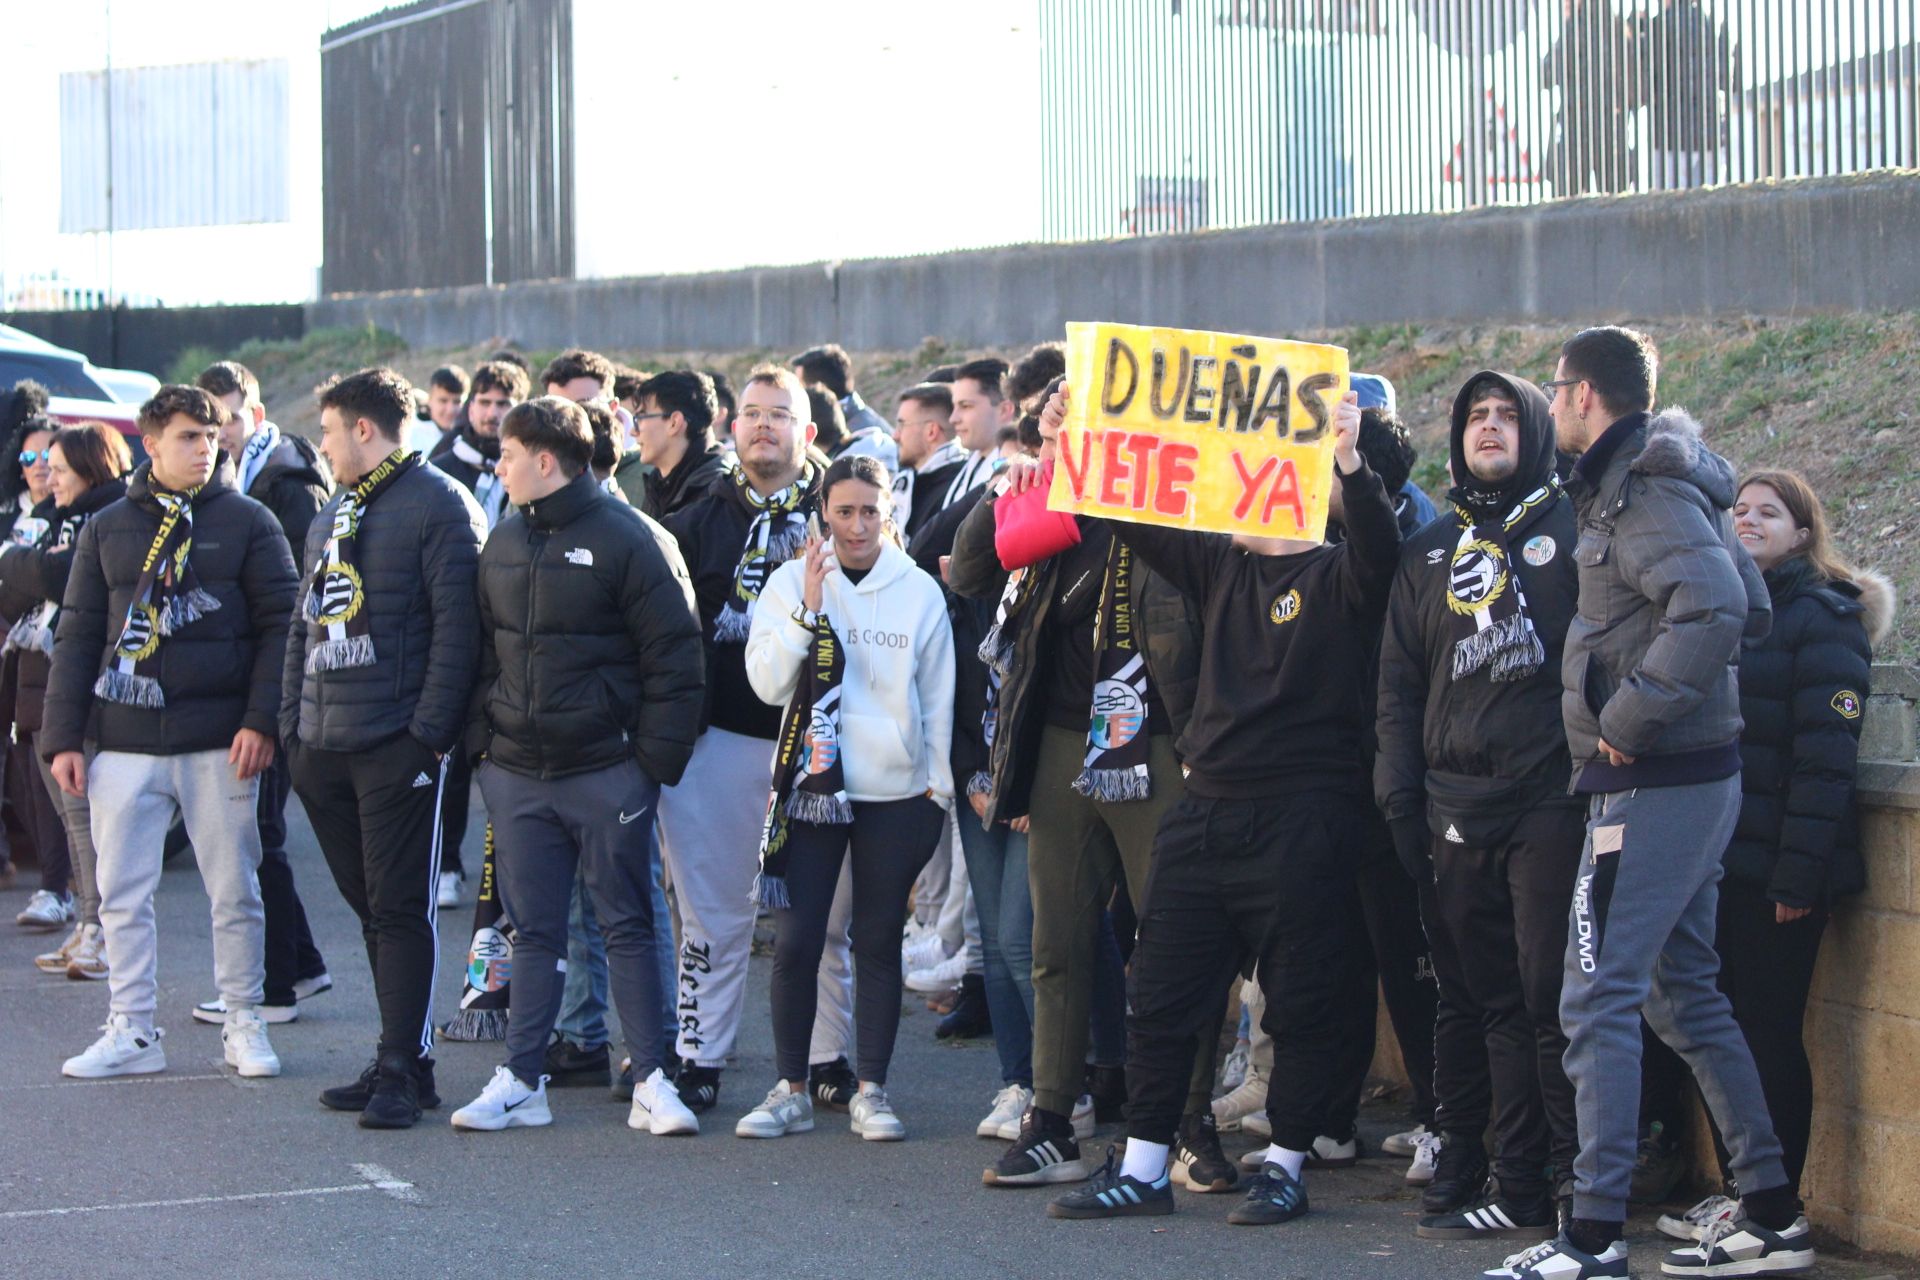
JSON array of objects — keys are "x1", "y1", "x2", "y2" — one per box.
[{"x1": 525, "y1": 524, "x2": 546, "y2": 774}]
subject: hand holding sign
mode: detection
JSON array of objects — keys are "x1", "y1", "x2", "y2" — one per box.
[{"x1": 1046, "y1": 322, "x2": 1349, "y2": 541}]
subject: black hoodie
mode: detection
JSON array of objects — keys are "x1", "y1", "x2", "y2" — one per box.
[
  {"x1": 243, "y1": 430, "x2": 332, "y2": 566},
  {"x1": 1374, "y1": 371, "x2": 1581, "y2": 854}
]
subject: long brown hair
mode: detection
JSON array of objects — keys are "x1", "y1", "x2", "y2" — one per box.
[
  {"x1": 1736, "y1": 469, "x2": 1860, "y2": 587},
  {"x1": 51, "y1": 422, "x2": 134, "y2": 491}
]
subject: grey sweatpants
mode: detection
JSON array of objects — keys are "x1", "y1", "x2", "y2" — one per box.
[
  {"x1": 1559, "y1": 776, "x2": 1788, "y2": 1221},
  {"x1": 479, "y1": 757, "x2": 667, "y2": 1088}
]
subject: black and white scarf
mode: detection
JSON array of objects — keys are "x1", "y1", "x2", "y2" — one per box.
[
  {"x1": 303, "y1": 449, "x2": 420, "y2": 673},
  {"x1": 1445, "y1": 480, "x2": 1554, "y2": 682},
  {"x1": 449, "y1": 431, "x2": 508, "y2": 528},
  {"x1": 235, "y1": 422, "x2": 281, "y2": 495},
  {"x1": 442, "y1": 822, "x2": 513, "y2": 1042},
  {"x1": 94, "y1": 483, "x2": 219, "y2": 708},
  {"x1": 4, "y1": 508, "x2": 93, "y2": 656},
  {"x1": 755, "y1": 612, "x2": 853, "y2": 909},
  {"x1": 1074, "y1": 539, "x2": 1154, "y2": 801},
  {"x1": 971, "y1": 562, "x2": 1041, "y2": 796},
  {"x1": 715, "y1": 470, "x2": 811, "y2": 643}
]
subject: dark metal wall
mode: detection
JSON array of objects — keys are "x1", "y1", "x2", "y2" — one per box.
[
  {"x1": 320, "y1": 0, "x2": 573, "y2": 295},
  {"x1": 1, "y1": 306, "x2": 307, "y2": 380},
  {"x1": 1040, "y1": 0, "x2": 1920, "y2": 241}
]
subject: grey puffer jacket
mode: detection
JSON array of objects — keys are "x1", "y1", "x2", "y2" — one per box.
[{"x1": 1562, "y1": 408, "x2": 1769, "y2": 773}]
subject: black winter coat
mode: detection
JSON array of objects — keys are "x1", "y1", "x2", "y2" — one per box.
[
  {"x1": 1724, "y1": 558, "x2": 1884, "y2": 907},
  {"x1": 281, "y1": 458, "x2": 486, "y2": 754},
  {"x1": 468, "y1": 472, "x2": 704, "y2": 784},
  {"x1": 0, "y1": 481, "x2": 127, "y2": 733},
  {"x1": 244, "y1": 432, "x2": 332, "y2": 564},
  {"x1": 639, "y1": 446, "x2": 730, "y2": 523},
  {"x1": 43, "y1": 459, "x2": 298, "y2": 758}
]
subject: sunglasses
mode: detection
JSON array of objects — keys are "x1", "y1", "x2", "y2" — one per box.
[{"x1": 18, "y1": 450, "x2": 43, "y2": 466}]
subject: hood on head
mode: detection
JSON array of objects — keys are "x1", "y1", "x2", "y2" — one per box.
[
  {"x1": 1631, "y1": 407, "x2": 1736, "y2": 509},
  {"x1": 1448, "y1": 370, "x2": 1555, "y2": 503}
]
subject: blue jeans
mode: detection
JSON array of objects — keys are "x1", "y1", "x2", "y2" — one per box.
[
  {"x1": 558, "y1": 824, "x2": 677, "y2": 1058},
  {"x1": 955, "y1": 803, "x2": 1035, "y2": 1086}
]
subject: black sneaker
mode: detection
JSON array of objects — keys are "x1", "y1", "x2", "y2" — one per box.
[
  {"x1": 1045, "y1": 1147, "x2": 1174, "y2": 1219},
  {"x1": 611, "y1": 1056, "x2": 635, "y2": 1101},
  {"x1": 1630, "y1": 1121, "x2": 1689, "y2": 1204},
  {"x1": 985, "y1": 1107, "x2": 1087, "y2": 1186},
  {"x1": 1226, "y1": 1160, "x2": 1310, "y2": 1226},
  {"x1": 673, "y1": 1061, "x2": 721, "y2": 1114},
  {"x1": 1171, "y1": 1111, "x2": 1237, "y2": 1193},
  {"x1": 1483, "y1": 1234, "x2": 1630, "y2": 1279},
  {"x1": 542, "y1": 1036, "x2": 610, "y2": 1088},
  {"x1": 1084, "y1": 1063, "x2": 1126, "y2": 1124},
  {"x1": 935, "y1": 973, "x2": 992, "y2": 1040},
  {"x1": 1659, "y1": 1213, "x2": 1815, "y2": 1277},
  {"x1": 321, "y1": 1055, "x2": 440, "y2": 1112},
  {"x1": 1423, "y1": 1132, "x2": 1491, "y2": 1213},
  {"x1": 1417, "y1": 1189, "x2": 1556, "y2": 1239},
  {"x1": 809, "y1": 1056, "x2": 858, "y2": 1110},
  {"x1": 359, "y1": 1051, "x2": 423, "y2": 1130}
]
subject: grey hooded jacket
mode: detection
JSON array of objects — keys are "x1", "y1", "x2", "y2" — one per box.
[{"x1": 1561, "y1": 408, "x2": 1769, "y2": 785}]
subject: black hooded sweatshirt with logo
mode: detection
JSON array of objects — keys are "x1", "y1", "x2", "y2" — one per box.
[
  {"x1": 1098, "y1": 459, "x2": 1400, "y2": 800},
  {"x1": 1373, "y1": 371, "x2": 1581, "y2": 841}
]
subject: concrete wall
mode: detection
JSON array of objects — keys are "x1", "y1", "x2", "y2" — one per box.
[{"x1": 309, "y1": 173, "x2": 1920, "y2": 353}]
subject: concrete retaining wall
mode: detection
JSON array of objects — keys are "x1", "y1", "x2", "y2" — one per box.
[{"x1": 310, "y1": 173, "x2": 1920, "y2": 354}]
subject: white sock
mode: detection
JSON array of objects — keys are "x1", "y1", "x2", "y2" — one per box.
[
  {"x1": 1263, "y1": 1144, "x2": 1308, "y2": 1180},
  {"x1": 1120, "y1": 1138, "x2": 1171, "y2": 1182}
]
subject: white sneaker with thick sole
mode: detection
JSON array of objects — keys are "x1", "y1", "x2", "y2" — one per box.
[
  {"x1": 1484, "y1": 1236, "x2": 1630, "y2": 1279},
  {"x1": 222, "y1": 1008, "x2": 282, "y2": 1077},
  {"x1": 62, "y1": 1015, "x2": 165, "y2": 1078},
  {"x1": 1069, "y1": 1092, "x2": 1096, "y2": 1140},
  {"x1": 452, "y1": 1066, "x2": 552, "y2": 1130},
  {"x1": 436, "y1": 872, "x2": 464, "y2": 909},
  {"x1": 291, "y1": 972, "x2": 333, "y2": 1001},
  {"x1": 1660, "y1": 1214, "x2": 1815, "y2": 1276},
  {"x1": 1307, "y1": 1131, "x2": 1359, "y2": 1168},
  {"x1": 35, "y1": 924, "x2": 85, "y2": 974},
  {"x1": 1383, "y1": 1121, "x2": 1430, "y2": 1157},
  {"x1": 1657, "y1": 1194, "x2": 1739, "y2": 1243},
  {"x1": 630, "y1": 1067, "x2": 699, "y2": 1135},
  {"x1": 16, "y1": 889, "x2": 74, "y2": 931},
  {"x1": 734, "y1": 1080, "x2": 814, "y2": 1138},
  {"x1": 1406, "y1": 1129, "x2": 1443, "y2": 1184},
  {"x1": 903, "y1": 951, "x2": 968, "y2": 993},
  {"x1": 1211, "y1": 1069, "x2": 1270, "y2": 1133},
  {"x1": 194, "y1": 997, "x2": 297, "y2": 1025},
  {"x1": 850, "y1": 1085, "x2": 905, "y2": 1141},
  {"x1": 978, "y1": 1083, "x2": 1033, "y2": 1140},
  {"x1": 63, "y1": 923, "x2": 107, "y2": 981}
]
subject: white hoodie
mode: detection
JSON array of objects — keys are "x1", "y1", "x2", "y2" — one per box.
[{"x1": 747, "y1": 540, "x2": 955, "y2": 808}]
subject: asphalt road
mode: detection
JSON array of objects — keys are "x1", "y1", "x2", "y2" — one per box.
[{"x1": 1, "y1": 800, "x2": 1911, "y2": 1280}]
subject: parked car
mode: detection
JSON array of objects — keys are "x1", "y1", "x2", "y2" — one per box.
[{"x1": 0, "y1": 331, "x2": 155, "y2": 454}]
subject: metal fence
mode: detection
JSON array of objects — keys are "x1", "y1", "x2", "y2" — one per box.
[{"x1": 1038, "y1": 0, "x2": 1920, "y2": 239}]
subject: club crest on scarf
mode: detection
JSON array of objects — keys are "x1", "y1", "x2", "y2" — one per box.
[
  {"x1": 94, "y1": 485, "x2": 220, "y2": 709},
  {"x1": 1073, "y1": 539, "x2": 1153, "y2": 802},
  {"x1": 756, "y1": 613, "x2": 853, "y2": 909},
  {"x1": 304, "y1": 449, "x2": 419, "y2": 673},
  {"x1": 1444, "y1": 481, "x2": 1553, "y2": 682},
  {"x1": 1446, "y1": 540, "x2": 1510, "y2": 614}
]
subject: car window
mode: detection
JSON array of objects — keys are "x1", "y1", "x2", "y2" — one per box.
[{"x1": 0, "y1": 354, "x2": 110, "y2": 400}]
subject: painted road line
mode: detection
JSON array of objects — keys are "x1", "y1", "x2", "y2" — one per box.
[{"x1": 0, "y1": 1165, "x2": 420, "y2": 1219}]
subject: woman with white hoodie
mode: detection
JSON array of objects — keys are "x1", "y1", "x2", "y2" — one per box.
[{"x1": 737, "y1": 453, "x2": 955, "y2": 1142}]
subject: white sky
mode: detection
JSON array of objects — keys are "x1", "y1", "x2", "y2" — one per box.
[{"x1": 0, "y1": 0, "x2": 1043, "y2": 306}]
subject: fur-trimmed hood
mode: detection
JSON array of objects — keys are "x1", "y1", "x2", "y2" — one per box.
[
  {"x1": 1849, "y1": 567, "x2": 1897, "y2": 648},
  {"x1": 1629, "y1": 406, "x2": 1737, "y2": 509}
]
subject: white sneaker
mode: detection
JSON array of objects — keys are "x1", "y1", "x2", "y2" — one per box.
[
  {"x1": 900, "y1": 931, "x2": 948, "y2": 975},
  {"x1": 35, "y1": 923, "x2": 85, "y2": 974},
  {"x1": 734, "y1": 1080, "x2": 814, "y2": 1138},
  {"x1": 1656, "y1": 1193, "x2": 1739, "y2": 1243},
  {"x1": 63, "y1": 923, "x2": 107, "y2": 981},
  {"x1": 1383, "y1": 1121, "x2": 1430, "y2": 1157},
  {"x1": 222, "y1": 1008, "x2": 282, "y2": 1078},
  {"x1": 1307, "y1": 1131, "x2": 1359, "y2": 1167},
  {"x1": 903, "y1": 951, "x2": 968, "y2": 993},
  {"x1": 1405, "y1": 1129, "x2": 1442, "y2": 1184},
  {"x1": 630, "y1": 1067, "x2": 699, "y2": 1135},
  {"x1": 62, "y1": 1014, "x2": 165, "y2": 1078},
  {"x1": 436, "y1": 872, "x2": 465, "y2": 909},
  {"x1": 452, "y1": 1066, "x2": 553, "y2": 1130},
  {"x1": 1211, "y1": 1068, "x2": 1269, "y2": 1133},
  {"x1": 849, "y1": 1085, "x2": 905, "y2": 1141},
  {"x1": 16, "y1": 889, "x2": 74, "y2": 931},
  {"x1": 194, "y1": 997, "x2": 297, "y2": 1025},
  {"x1": 978, "y1": 1083, "x2": 1033, "y2": 1140},
  {"x1": 1218, "y1": 1041, "x2": 1251, "y2": 1093},
  {"x1": 291, "y1": 971, "x2": 333, "y2": 1001},
  {"x1": 1069, "y1": 1092, "x2": 1096, "y2": 1140}
]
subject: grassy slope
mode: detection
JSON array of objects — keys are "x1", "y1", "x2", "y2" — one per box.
[{"x1": 220, "y1": 316, "x2": 1916, "y2": 660}]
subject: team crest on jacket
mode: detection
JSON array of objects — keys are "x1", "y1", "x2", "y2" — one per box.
[
  {"x1": 1445, "y1": 540, "x2": 1509, "y2": 615},
  {"x1": 1831, "y1": 690, "x2": 1862, "y2": 719},
  {"x1": 1522, "y1": 535, "x2": 1557, "y2": 566},
  {"x1": 1090, "y1": 679, "x2": 1145, "y2": 750},
  {"x1": 1270, "y1": 589, "x2": 1302, "y2": 626}
]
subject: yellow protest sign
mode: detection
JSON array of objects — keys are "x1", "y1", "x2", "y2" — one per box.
[{"x1": 1046, "y1": 321, "x2": 1349, "y2": 542}]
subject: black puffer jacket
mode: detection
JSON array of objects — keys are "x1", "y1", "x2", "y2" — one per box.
[
  {"x1": 1724, "y1": 558, "x2": 1889, "y2": 907},
  {"x1": 1376, "y1": 372, "x2": 1582, "y2": 850},
  {"x1": 281, "y1": 457, "x2": 486, "y2": 754},
  {"x1": 244, "y1": 430, "x2": 332, "y2": 564},
  {"x1": 947, "y1": 484, "x2": 1203, "y2": 824},
  {"x1": 640, "y1": 446, "x2": 731, "y2": 523},
  {"x1": 468, "y1": 472, "x2": 704, "y2": 784},
  {"x1": 0, "y1": 481, "x2": 127, "y2": 733},
  {"x1": 43, "y1": 459, "x2": 298, "y2": 757}
]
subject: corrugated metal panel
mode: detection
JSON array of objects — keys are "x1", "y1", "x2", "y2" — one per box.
[{"x1": 59, "y1": 60, "x2": 290, "y2": 234}]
